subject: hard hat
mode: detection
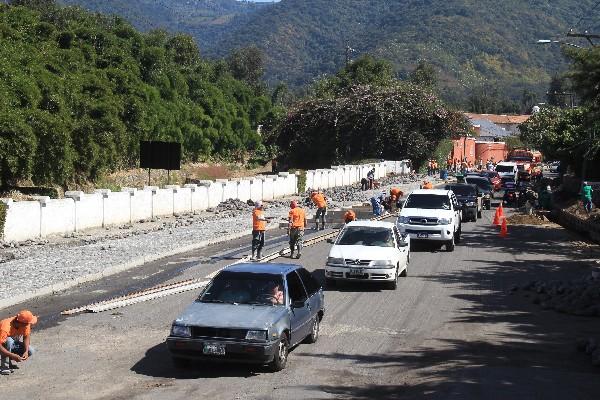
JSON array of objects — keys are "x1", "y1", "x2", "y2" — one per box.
[
  {"x1": 16, "y1": 310, "x2": 38, "y2": 325},
  {"x1": 254, "y1": 200, "x2": 263, "y2": 208},
  {"x1": 290, "y1": 200, "x2": 297, "y2": 209}
]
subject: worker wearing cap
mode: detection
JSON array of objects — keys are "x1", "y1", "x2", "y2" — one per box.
[
  {"x1": 582, "y1": 181, "x2": 593, "y2": 213},
  {"x1": 390, "y1": 188, "x2": 403, "y2": 199},
  {"x1": 422, "y1": 181, "x2": 433, "y2": 189},
  {"x1": 288, "y1": 201, "x2": 307, "y2": 259},
  {"x1": 310, "y1": 190, "x2": 328, "y2": 230},
  {"x1": 252, "y1": 201, "x2": 268, "y2": 260},
  {"x1": 344, "y1": 210, "x2": 356, "y2": 224},
  {"x1": 0, "y1": 310, "x2": 37, "y2": 375}
]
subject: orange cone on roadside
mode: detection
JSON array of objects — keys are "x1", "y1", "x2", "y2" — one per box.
[
  {"x1": 492, "y1": 208, "x2": 501, "y2": 225},
  {"x1": 499, "y1": 218, "x2": 508, "y2": 237},
  {"x1": 498, "y1": 202, "x2": 504, "y2": 217}
]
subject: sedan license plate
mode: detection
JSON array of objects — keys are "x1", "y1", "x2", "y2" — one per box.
[
  {"x1": 203, "y1": 342, "x2": 226, "y2": 356},
  {"x1": 349, "y1": 268, "x2": 364, "y2": 276},
  {"x1": 417, "y1": 232, "x2": 429, "y2": 238}
]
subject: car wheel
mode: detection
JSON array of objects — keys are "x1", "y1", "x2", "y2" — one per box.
[
  {"x1": 325, "y1": 278, "x2": 336, "y2": 288},
  {"x1": 455, "y1": 226, "x2": 462, "y2": 243},
  {"x1": 269, "y1": 334, "x2": 289, "y2": 372},
  {"x1": 400, "y1": 264, "x2": 408, "y2": 277},
  {"x1": 446, "y1": 236, "x2": 455, "y2": 252},
  {"x1": 305, "y1": 316, "x2": 320, "y2": 344},
  {"x1": 172, "y1": 356, "x2": 191, "y2": 369}
]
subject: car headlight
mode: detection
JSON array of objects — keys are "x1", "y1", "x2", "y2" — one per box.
[
  {"x1": 370, "y1": 260, "x2": 394, "y2": 267},
  {"x1": 245, "y1": 330, "x2": 267, "y2": 341},
  {"x1": 398, "y1": 216, "x2": 410, "y2": 224},
  {"x1": 465, "y1": 202, "x2": 475, "y2": 207},
  {"x1": 327, "y1": 257, "x2": 344, "y2": 265},
  {"x1": 438, "y1": 218, "x2": 452, "y2": 225},
  {"x1": 171, "y1": 324, "x2": 191, "y2": 337}
]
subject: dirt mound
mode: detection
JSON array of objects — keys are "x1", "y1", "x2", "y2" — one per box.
[{"x1": 506, "y1": 213, "x2": 551, "y2": 226}]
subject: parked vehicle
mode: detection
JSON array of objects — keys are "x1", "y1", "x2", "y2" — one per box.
[
  {"x1": 325, "y1": 220, "x2": 409, "y2": 289},
  {"x1": 166, "y1": 263, "x2": 325, "y2": 371},
  {"x1": 396, "y1": 189, "x2": 462, "y2": 252},
  {"x1": 502, "y1": 181, "x2": 519, "y2": 207},
  {"x1": 464, "y1": 176, "x2": 492, "y2": 210},
  {"x1": 495, "y1": 161, "x2": 518, "y2": 183},
  {"x1": 444, "y1": 183, "x2": 482, "y2": 222},
  {"x1": 466, "y1": 171, "x2": 501, "y2": 192}
]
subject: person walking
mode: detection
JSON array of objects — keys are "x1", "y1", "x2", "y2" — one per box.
[
  {"x1": 582, "y1": 181, "x2": 593, "y2": 214},
  {"x1": 251, "y1": 201, "x2": 268, "y2": 260},
  {"x1": 311, "y1": 190, "x2": 328, "y2": 230},
  {"x1": 288, "y1": 201, "x2": 307, "y2": 259},
  {"x1": 1, "y1": 310, "x2": 37, "y2": 375}
]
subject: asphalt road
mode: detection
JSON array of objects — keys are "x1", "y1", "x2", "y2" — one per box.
[{"x1": 3, "y1": 208, "x2": 600, "y2": 400}]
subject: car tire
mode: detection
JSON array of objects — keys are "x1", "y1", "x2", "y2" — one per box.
[
  {"x1": 325, "y1": 278, "x2": 336, "y2": 288},
  {"x1": 387, "y1": 267, "x2": 399, "y2": 290},
  {"x1": 477, "y1": 209, "x2": 482, "y2": 219},
  {"x1": 305, "y1": 316, "x2": 320, "y2": 344},
  {"x1": 400, "y1": 265, "x2": 408, "y2": 277},
  {"x1": 455, "y1": 225, "x2": 462, "y2": 243},
  {"x1": 269, "y1": 334, "x2": 289, "y2": 372},
  {"x1": 172, "y1": 356, "x2": 191, "y2": 369},
  {"x1": 446, "y1": 236, "x2": 455, "y2": 252}
]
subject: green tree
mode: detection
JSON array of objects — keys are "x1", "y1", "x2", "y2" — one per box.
[{"x1": 409, "y1": 60, "x2": 437, "y2": 89}]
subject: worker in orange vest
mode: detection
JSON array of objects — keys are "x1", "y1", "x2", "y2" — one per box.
[
  {"x1": 252, "y1": 201, "x2": 268, "y2": 260},
  {"x1": 422, "y1": 181, "x2": 433, "y2": 189},
  {"x1": 288, "y1": 201, "x2": 307, "y2": 259},
  {"x1": 390, "y1": 188, "x2": 403, "y2": 199},
  {"x1": 311, "y1": 190, "x2": 328, "y2": 230},
  {"x1": 1, "y1": 310, "x2": 37, "y2": 375},
  {"x1": 344, "y1": 210, "x2": 356, "y2": 224}
]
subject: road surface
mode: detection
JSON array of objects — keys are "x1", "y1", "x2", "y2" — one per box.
[{"x1": 2, "y1": 208, "x2": 600, "y2": 399}]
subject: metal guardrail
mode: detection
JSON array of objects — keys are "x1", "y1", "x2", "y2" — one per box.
[{"x1": 61, "y1": 213, "x2": 397, "y2": 315}]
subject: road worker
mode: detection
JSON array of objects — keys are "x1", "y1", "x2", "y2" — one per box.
[
  {"x1": 310, "y1": 190, "x2": 328, "y2": 230},
  {"x1": 344, "y1": 210, "x2": 356, "y2": 224},
  {"x1": 370, "y1": 196, "x2": 382, "y2": 216},
  {"x1": 1, "y1": 310, "x2": 37, "y2": 375},
  {"x1": 422, "y1": 180, "x2": 433, "y2": 189},
  {"x1": 288, "y1": 200, "x2": 307, "y2": 259},
  {"x1": 367, "y1": 168, "x2": 375, "y2": 189},
  {"x1": 251, "y1": 201, "x2": 267, "y2": 260},
  {"x1": 390, "y1": 188, "x2": 403, "y2": 199}
]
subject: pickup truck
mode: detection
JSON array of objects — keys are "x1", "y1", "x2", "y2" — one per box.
[{"x1": 396, "y1": 189, "x2": 462, "y2": 252}]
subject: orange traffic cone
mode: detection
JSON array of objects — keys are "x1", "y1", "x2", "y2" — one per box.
[
  {"x1": 498, "y1": 202, "x2": 504, "y2": 217},
  {"x1": 499, "y1": 218, "x2": 508, "y2": 237},
  {"x1": 492, "y1": 208, "x2": 501, "y2": 225}
]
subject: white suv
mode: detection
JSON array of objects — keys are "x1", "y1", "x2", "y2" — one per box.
[{"x1": 396, "y1": 189, "x2": 462, "y2": 252}]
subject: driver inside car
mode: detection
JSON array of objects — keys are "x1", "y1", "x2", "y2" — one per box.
[{"x1": 265, "y1": 282, "x2": 284, "y2": 305}]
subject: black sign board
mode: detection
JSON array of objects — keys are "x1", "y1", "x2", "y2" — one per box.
[{"x1": 140, "y1": 141, "x2": 181, "y2": 171}]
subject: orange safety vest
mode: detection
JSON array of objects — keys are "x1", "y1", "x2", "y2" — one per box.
[
  {"x1": 423, "y1": 182, "x2": 433, "y2": 189},
  {"x1": 311, "y1": 193, "x2": 327, "y2": 208},
  {"x1": 390, "y1": 188, "x2": 403, "y2": 198},
  {"x1": 289, "y1": 207, "x2": 306, "y2": 229},
  {"x1": 252, "y1": 209, "x2": 266, "y2": 231},
  {"x1": 344, "y1": 210, "x2": 356, "y2": 223}
]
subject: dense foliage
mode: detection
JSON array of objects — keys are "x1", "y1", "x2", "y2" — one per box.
[
  {"x1": 271, "y1": 60, "x2": 470, "y2": 170},
  {"x1": 63, "y1": 0, "x2": 600, "y2": 108},
  {"x1": 0, "y1": 2, "x2": 277, "y2": 187}
]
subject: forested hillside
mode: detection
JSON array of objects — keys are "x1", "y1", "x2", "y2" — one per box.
[
  {"x1": 61, "y1": 0, "x2": 600, "y2": 107},
  {"x1": 0, "y1": 2, "x2": 276, "y2": 187}
]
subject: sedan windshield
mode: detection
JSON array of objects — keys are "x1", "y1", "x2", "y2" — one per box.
[
  {"x1": 496, "y1": 165, "x2": 514, "y2": 173},
  {"x1": 404, "y1": 194, "x2": 450, "y2": 210},
  {"x1": 198, "y1": 271, "x2": 285, "y2": 306},
  {"x1": 337, "y1": 226, "x2": 395, "y2": 247}
]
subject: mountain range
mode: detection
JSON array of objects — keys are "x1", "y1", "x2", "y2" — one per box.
[{"x1": 59, "y1": 0, "x2": 600, "y2": 106}]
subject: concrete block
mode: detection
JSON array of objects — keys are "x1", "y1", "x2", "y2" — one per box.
[
  {"x1": 237, "y1": 179, "x2": 252, "y2": 202},
  {"x1": 220, "y1": 179, "x2": 238, "y2": 201},
  {"x1": 185, "y1": 184, "x2": 208, "y2": 211},
  {"x1": 2, "y1": 199, "x2": 41, "y2": 241},
  {"x1": 102, "y1": 191, "x2": 132, "y2": 226},
  {"x1": 250, "y1": 178, "x2": 263, "y2": 201},
  {"x1": 306, "y1": 170, "x2": 315, "y2": 191},
  {"x1": 40, "y1": 197, "x2": 75, "y2": 237},
  {"x1": 152, "y1": 187, "x2": 175, "y2": 217},
  {"x1": 327, "y1": 169, "x2": 336, "y2": 189},
  {"x1": 127, "y1": 188, "x2": 153, "y2": 221},
  {"x1": 205, "y1": 181, "x2": 225, "y2": 208},
  {"x1": 168, "y1": 185, "x2": 192, "y2": 214},
  {"x1": 260, "y1": 176, "x2": 275, "y2": 200},
  {"x1": 65, "y1": 191, "x2": 103, "y2": 231},
  {"x1": 274, "y1": 175, "x2": 287, "y2": 198}
]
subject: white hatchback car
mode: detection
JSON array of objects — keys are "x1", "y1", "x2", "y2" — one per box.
[{"x1": 325, "y1": 221, "x2": 409, "y2": 289}]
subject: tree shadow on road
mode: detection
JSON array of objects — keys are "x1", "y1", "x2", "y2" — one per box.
[{"x1": 295, "y1": 222, "x2": 600, "y2": 399}]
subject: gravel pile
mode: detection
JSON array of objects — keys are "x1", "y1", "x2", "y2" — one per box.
[
  {"x1": 576, "y1": 337, "x2": 600, "y2": 367},
  {"x1": 515, "y1": 269, "x2": 600, "y2": 317}
]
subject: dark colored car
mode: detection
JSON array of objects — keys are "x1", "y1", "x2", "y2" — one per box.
[
  {"x1": 444, "y1": 183, "x2": 482, "y2": 221},
  {"x1": 466, "y1": 171, "x2": 502, "y2": 192},
  {"x1": 464, "y1": 176, "x2": 492, "y2": 210},
  {"x1": 166, "y1": 263, "x2": 325, "y2": 371}
]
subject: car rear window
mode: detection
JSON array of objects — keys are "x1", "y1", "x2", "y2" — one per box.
[
  {"x1": 337, "y1": 226, "x2": 395, "y2": 247},
  {"x1": 404, "y1": 194, "x2": 450, "y2": 210},
  {"x1": 465, "y1": 178, "x2": 492, "y2": 190},
  {"x1": 496, "y1": 165, "x2": 514, "y2": 172}
]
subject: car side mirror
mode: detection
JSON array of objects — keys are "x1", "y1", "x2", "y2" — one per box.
[
  {"x1": 399, "y1": 240, "x2": 409, "y2": 247},
  {"x1": 291, "y1": 300, "x2": 306, "y2": 309},
  {"x1": 326, "y1": 238, "x2": 334, "y2": 244}
]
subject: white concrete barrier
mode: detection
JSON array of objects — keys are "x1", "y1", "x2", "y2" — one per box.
[
  {"x1": 237, "y1": 179, "x2": 251, "y2": 201},
  {"x1": 261, "y1": 176, "x2": 275, "y2": 200},
  {"x1": 100, "y1": 190, "x2": 131, "y2": 226},
  {"x1": 65, "y1": 191, "x2": 103, "y2": 231},
  {"x1": 2, "y1": 199, "x2": 41, "y2": 241},
  {"x1": 127, "y1": 188, "x2": 153, "y2": 221},
  {"x1": 152, "y1": 187, "x2": 174, "y2": 217},
  {"x1": 169, "y1": 185, "x2": 192, "y2": 215},
  {"x1": 250, "y1": 178, "x2": 263, "y2": 201},
  {"x1": 39, "y1": 197, "x2": 75, "y2": 237}
]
